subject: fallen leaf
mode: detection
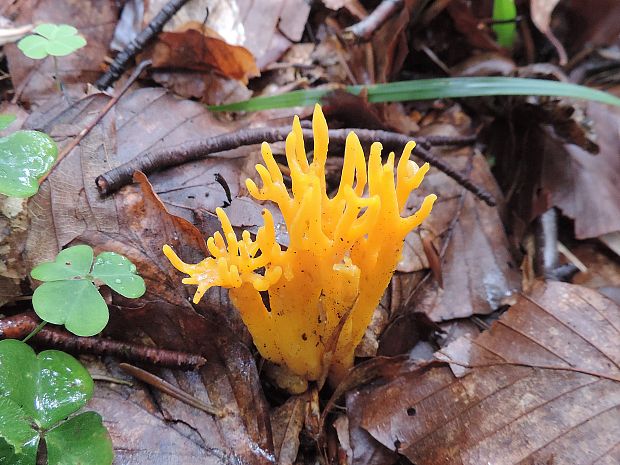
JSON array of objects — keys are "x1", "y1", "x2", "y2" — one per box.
[
  {"x1": 560, "y1": 0, "x2": 620, "y2": 54},
  {"x1": 543, "y1": 102, "x2": 620, "y2": 239},
  {"x1": 4, "y1": 0, "x2": 118, "y2": 105},
  {"x1": 270, "y1": 394, "x2": 307, "y2": 465},
  {"x1": 530, "y1": 0, "x2": 567, "y2": 64},
  {"x1": 352, "y1": 281, "x2": 620, "y2": 465},
  {"x1": 446, "y1": 0, "x2": 502, "y2": 52},
  {"x1": 81, "y1": 172, "x2": 275, "y2": 464},
  {"x1": 87, "y1": 360, "x2": 239, "y2": 465},
  {"x1": 147, "y1": 27, "x2": 259, "y2": 84},
  {"x1": 399, "y1": 152, "x2": 520, "y2": 321},
  {"x1": 484, "y1": 96, "x2": 620, "y2": 241},
  {"x1": 139, "y1": 0, "x2": 310, "y2": 70}
]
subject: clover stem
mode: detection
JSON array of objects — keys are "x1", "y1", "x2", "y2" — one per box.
[
  {"x1": 52, "y1": 56, "x2": 62, "y2": 93},
  {"x1": 22, "y1": 320, "x2": 48, "y2": 343}
]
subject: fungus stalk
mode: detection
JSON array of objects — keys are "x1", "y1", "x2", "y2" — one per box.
[{"x1": 163, "y1": 104, "x2": 436, "y2": 387}]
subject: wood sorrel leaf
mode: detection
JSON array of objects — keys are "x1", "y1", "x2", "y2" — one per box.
[
  {"x1": 0, "y1": 340, "x2": 93, "y2": 430},
  {"x1": 30, "y1": 244, "x2": 93, "y2": 281},
  {"x1": 91, "y1": 252, "x2": 146, "y2": 298},
  {"x1": 0, "y1": 114, "x2": 16, "y2": 131},
  {"x1": 0, "y1": 340, "x2": 111, "y2": 465},
  {"x1": 32, "y1": 280, "x2": 108, "y2": 337},
  {"x1": 45, "y1": 412, "x2": 113, "y2": 465},
  {"x1": 0, "y1": 130, "x2": 57, "y2": 198},
  {"x1": 17, "y1": 24, "x2": 86, "y2": 59}
]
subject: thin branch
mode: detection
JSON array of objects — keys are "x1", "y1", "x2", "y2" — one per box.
[
  {"x1": 119, "y1": 363, "x2": 224, "y2": 417},
  {"x1": 0, "y1": 313, "x2": 206, "y2": 369},
  {"x1": 95, "y1": 0, "x2": 191, "y2": 89},
  {"x1": 96, "y1": 127, "x2": 495, "y2": 206},
  {"x1": 40, "y1": 59, "x2": 151, "y2": 185},
  {"x1": 534, "y1": 207, "x2": 559, "y2": 278},
  {"x1": 344, "y1": 0, "x2": 404, "y2": 42}
]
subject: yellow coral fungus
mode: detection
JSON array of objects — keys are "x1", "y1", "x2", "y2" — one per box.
[{"x1": 163, "y1": 104, "x2": 436, "y2": 385}]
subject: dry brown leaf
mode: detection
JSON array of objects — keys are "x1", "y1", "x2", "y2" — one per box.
[
  {"x1": 530, "y1": 0, "x2": 567, "y2": 65},
  {"x1": 23, "y1": 88, "x2": 242, "y2": 267},
  {"x1": 81, "y1": 172, "x2": 275, "y2": 464},
  {"x1": 543, "y1": 102, "x2": 620, "y2": 239},
  {"x1": 141, "y1": 0, "x2": 310, "y2": 70},
  {"x1": 4, "y1": 0, "x2": 118, "y2": 105},
  {"x1": 270, "y1": 394, "x2": 307, "y2": 465},
  {"x1": 560, "y1": 0, "x2": 620, "y2": 54},
  {"x1": 350, "y1": 281, "x2": 620, "y2": 465},
  {"x1": 148, "y1": 27, "x2": 259, "y2": 83},
  {"x1": 399, "y1": 153, "x2": 520, "y2": 321},
  {"x1": 446, "y1": 0, "x2": 501, "y2": 52},
  {"x1": 87, "y1": 360, "x2": 239, "y2": 465}
]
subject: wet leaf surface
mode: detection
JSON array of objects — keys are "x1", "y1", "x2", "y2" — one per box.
[
  {"x1": 397, "y1": 151, "x2": 520, "y2": 322},
  {"x1": 350, "y1": 281, "x2": 620, "y2": 465},
  {"x1": 3, "y1": 1, "x2": 620, "y2": 463}
]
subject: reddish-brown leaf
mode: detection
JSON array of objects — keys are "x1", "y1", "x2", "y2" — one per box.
[
  {"x1": 148, "y1": 27, "x2": 259, "y2": 84},
  {"x1": 351, "y1": 281, "x2": 620, "y2": 465},
  {"x1": 270, "y1": 394, "x2": 307, "y2": 465}
]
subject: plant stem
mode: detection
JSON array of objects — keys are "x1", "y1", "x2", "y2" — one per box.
[
  {"x1": 22, "y1": 320, "x2": 47, "y2": 343},
  {"x1": 52, "y1": 56, "x2": 62, "y2": 93}
]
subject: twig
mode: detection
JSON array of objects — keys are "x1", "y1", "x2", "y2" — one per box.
[
  {"x1": 39, "y1": 59, "x2": 151, "y2": 185},
  {"x1": 534, "y1": 207, "x2": 559, "y2": 278},
  {"x1": 343, "y1": 0, "x2": 404, "y2": 42},
  {"x1": 95, "y1": 0, "x2": 190, "y2": 89},
  {"x1": 96, "y1": 127, "x2": 495, "y2": 206},
  {"x1": 119, "y1": 363, "x2": 224, "y2": 417},
  {"x1": 0, "y1": 313, "x2": 206, "y2": 369}
]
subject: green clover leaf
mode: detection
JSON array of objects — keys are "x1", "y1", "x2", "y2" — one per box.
[
  {"x1": 0, "y1": 340, "x2": 113, "y2": 465},
  {"x1": 92, "y1": 252, "x2": 146, "y2": 298},
  {"x1": 17, "y1": 24, "x2": 86, "y2": 60},
  {"x1": 0, "y1": 114, "x2": 16, "y2": 131},
  {"x1": 32, "y1": 280, "x2": 109, "y2": 338},
  {"x1": 30, "y1": 245, "x2": 93, "y2": 281},
  {"x1": 31, "y1": 245, "x2": 146, "y2": 337},
  {"x1": 0, "y1": 130, "x2": 57, "y2": 198},
  {"x1": 46, "y1": 412, "x2": 114, "y2": 465}
]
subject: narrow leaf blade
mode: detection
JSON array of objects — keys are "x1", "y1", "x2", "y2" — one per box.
[{"x1": 209, "y1": 77, "x2": 620, "y2": 112}]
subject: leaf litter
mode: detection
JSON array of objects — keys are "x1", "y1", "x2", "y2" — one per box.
[{"x1": 1, "y1": 1, "x2": 620, "y2": 464}]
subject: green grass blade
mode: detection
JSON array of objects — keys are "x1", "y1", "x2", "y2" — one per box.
[
  {"x1": 209, "y1": 77, "x2": 620, "y2": 112},
  {"x1": 492, "y1": 0, "x2": 518, "y2": 48}
]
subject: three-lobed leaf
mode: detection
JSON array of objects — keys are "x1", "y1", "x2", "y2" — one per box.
[
  {"x1": 0, "y1": 340, "x2": 112, "y2": 465},
  {"x1": 0, "y1": 130, "x2": 57, "y2": 198},
  {"x1": 17, "y1": 24, "x2": 86, "y2": 60},
  {"x1": 0, "y1": 340, "x2": 93, "y2": 429},
  {"x1": 0, "y1": 114, "x2": 16, "y2": 131},
  {"x1": 30, "y1": 245, "x2": 145, "y2": 337}
]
